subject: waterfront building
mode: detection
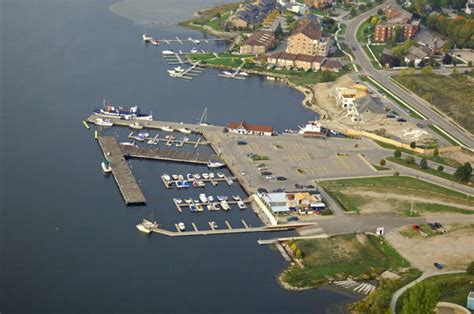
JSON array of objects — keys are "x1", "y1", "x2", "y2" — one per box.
[
  {"x1": 311, "y1": 55, "x2": 326, "y2": 71},
  {"x1": 320, "y1": 59, "x2": 342, "y2": 72},
  {"x1": 261, "y1": 193, "x2": 291, "y2": 214},
  {"x1": 266, "y1": 52, "x2": 327, "y2": 70},
  {"x1": 228, "y1": 0, "x2": 278, "y2": 30},
  {"x1": 226, "y1": 121, "x2": 274, "y2": 136},
  {"x1": 287, "y1": 20, "x2": 331, "y2": 57},
  {"x1": 294, "y1": 54, "x2": 315, "y2": 70},
  {"x1": 305, "y1": 0, "x2": 333, "y2": 8},
  {"x1": 240, "y1": 31, "x2": 276, "y2": 55},
  {"x1": 276, "y1": 52, "x2": 298, "y2": 68}
]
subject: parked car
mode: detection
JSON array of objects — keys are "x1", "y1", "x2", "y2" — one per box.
[
  {"x1": 272, "y1": 188, "x2": 285, "y2": 193},
  {"x1": 256, "y1": 163, "x2": 266, "y2": 168},
  {"x1": 386, "y1": 113, "x2": 396, "y2": 118},
  {"x1": 261, "y1": 171, "x2": 272, "y2": 176},
  {"x1": 305, "y1": 185, "x2": 315, "y2": 189},
  {"x1": 287, "y1": 216, "x2": 299, "y2": 222},
  {"x1": 434, "y1": 262, "x2": 444, "y2": 270},
  {"x1": 397, "y1": 117, "x2": 407, "y2": 122},
  {"x1": 276, "y1": 176, "x2": 287, "y2": 181},
  {"x1": 265, "y1": 175, "x2": 275, "y2": 180},
  {"x1": 416, "y1": 123, "x2": 425, "y2": 128},
  {"x1": 237, "y1": 141, "x2": 247, "y2": 145}
]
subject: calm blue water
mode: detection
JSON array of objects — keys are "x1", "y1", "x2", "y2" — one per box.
[{"x1": 1, "y1": 0, "x2": 358, "y2": 313}]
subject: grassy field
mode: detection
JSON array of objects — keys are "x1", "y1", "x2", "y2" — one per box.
[
  {"x1": 319, "y1": 176, "x2": 473, "y2": 214},
  {"x1": 282, "y1": 234, "x2": 410, "y2": 288},
  {"x1": 394, "y1": 73, "x2": 474, "y2": 134},
  {"x1": 386, "y1": 156, "x2": 457, "y2": 182},
  {"x1": 179, "y1": 2, "x2": 240, "y2": 32},
  {"x1": 356, "y1": 19, "x2": 372, "y2": 43},
  {"x1": 396, "y1": 273, "x2": 474, "y2": 312},
  {"x1": 374, "y1": 140, "x2": 461, "y2": 168}
]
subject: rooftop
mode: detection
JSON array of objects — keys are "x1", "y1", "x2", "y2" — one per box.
[
  {"x1": 227, "y1": 121, "x2": 274, "y2": 133},
  {"x1": 291, "y1": 20, "x2": 322, "y2": 40}
]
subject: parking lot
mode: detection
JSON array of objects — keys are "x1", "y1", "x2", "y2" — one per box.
[{"x1": 206, "y1": 131, "x2": 385, "y2": 194}]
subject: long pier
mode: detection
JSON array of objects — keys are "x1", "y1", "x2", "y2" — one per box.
[
  {"x1": 97, "y1": 136, "x2": 146, "y2": 205},
  {"x1": 149, "y1": 225, "x2": 293, "y2": 237},
  {"x1": 121, "y1": 145, "x2": 220, "y2": 165}
]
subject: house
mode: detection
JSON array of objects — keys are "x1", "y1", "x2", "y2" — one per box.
[
  {"x1": 312, "y1": 55, "x2": 326, "y2": 71},
  {"x1": 287, "y1": 20, "x2": 331, "y2": 57},
  {"x1": 378, "y1": 48, "x2": 401, "y2": 67},
  {"x1": 285, "y1": 0, "x2": 309, "y2": 14},
  {"x1": 305, "y1": 0, "x2": 333, "y2": 8},
  {"x1": 261, "y1": 193, "x2": 290, "y2": 214},
  {"x1": 228, "y1": 0, "x2": 278, "y2": 29},
  {"x1": 267, "y1": 51, "x2": 282, "y2": 66},
  {"x1": 404, "y1": 45, "x2": 431, "y2": 66},
  {"x1": 334, "y1": 84, "x2": 369, "y2": 108},
  {"x1": 354, "y1": 96, "x2": 386, "y2": 114},
  {"x1": 276, "y1": 52, "x2": 298, "y2": 68},
  {"x1": 374, "y1": 5, "x2": 420, "y2": 42},
  {"x1": 288, "y1": 192, "x2": 325, "y2": 214},
  {"x1": 240, "y1": 31, "x2": 276, "y2": 55},
  {"x1": 294, "y1": 54, "x2": 315, "y2": 70},
  {"x1": 226, "y1": 121, "x2": 274, "y2": 136},
  {"x1": 320, "y1": 59, "x2": 342, "y2": 72}
]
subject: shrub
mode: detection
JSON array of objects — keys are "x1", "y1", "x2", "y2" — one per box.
[
  {"x1": 410, "y1": 141, "x2": 416, "y2": 149},
  {"x1": 405, "y1": 156, "x2": 415, "y2": 164},
  {"x1": 437, "y1": 165, "x2": 444, "y2": 172},
  {"x1": 420, "y1": 158, "x2": 428, "y2": 170},
  {"x1": 433, "y1": 148, "x2": 439, "y2": 157},
  {"x1": 380, "y1": 159, "x2": 386, "y2": 166},
  {"x1": 467, "y1": 261, "x2": 474, "y2": 275},
  {"x1": 394, "y1": 149, "x2": 402, "y2": 158}
]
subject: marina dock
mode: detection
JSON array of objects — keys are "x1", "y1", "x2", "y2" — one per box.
[
  {"x1": 97, "y1": 136, "x2": 146, "y2": 205},
  {"x1": 121, "y1": 145, "x2": 220, "y2": 165},
  {"x1": 149, "y1": 225, "x2": 293, "y2": 237}
]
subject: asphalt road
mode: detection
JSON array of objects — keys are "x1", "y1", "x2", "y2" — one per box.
[{"x1": 344, "y1": 3, "x2": 474, "y2": 149}]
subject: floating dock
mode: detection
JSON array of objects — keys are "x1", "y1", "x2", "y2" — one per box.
[
  {"x1": 97, "y1": 136, "x2": 146, "y2": 205},
  {"x1": 149, "y1": 225, "x2": 293, "y2": 237},
  {"x1": 121, "y1": 145, "x2": 220, "y2": 165}
]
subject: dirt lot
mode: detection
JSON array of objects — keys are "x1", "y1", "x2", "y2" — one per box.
[
  {"x1": 311, "y1": 75, "x2": 432, "y2": 143},
  {"x1": 386, "y1": 224, "x2": 474, "y2": 271}
]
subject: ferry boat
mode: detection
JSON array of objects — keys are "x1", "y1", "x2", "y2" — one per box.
[
  {"x1": 94, "y1": 118, "x2": 113, "y2": 127},
  {"x1": 142, "y1": 34, "x2": 153, "y2": 42},
  {"x1": 298, "y1": 118, "x2": 327, "y2": 137},
  {"x1": 161, "y1": 126, "x2": 174, "y2": 132},
  {"x1": 207, "y1": 161, "x2": 225, "y2": 169},
  {"x1": 129, "y1": 122, "x2": 143, "y2": 130},
  {"x1": 178, "y1": 127, "x2": 192, "y2": 134},
  {"x1": 93, "y1": 102, "x2": 152, "y2": 121},
  {"x1": 101, "y1": 160, "x2": 112, "y2": 173},
  {"x1": 178, "y1": 222, "x2": 186, "y2": 231}
]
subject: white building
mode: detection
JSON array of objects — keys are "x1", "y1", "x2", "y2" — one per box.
[{"x1": 226, "y1": 121, "x2": 274, "y2": 136}]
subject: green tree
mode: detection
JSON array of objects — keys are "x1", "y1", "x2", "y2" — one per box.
[
  {"x1": 467, "y1": 261, "x2": 474, "y2": 275},
  {"x1": 394, "y1": 171, "x2": 400, "y2": 176},
  {"x1": 402, "y1": 283, "x2": 438, "y2": 314},
  {"x1": 377, "y1": 8, "x2": 383, "y2": 15},
  {"x1": 275, "y1": 22, "x2": 283, "y2": 40},
  {"x1": 454, "y1": 162, "x2": 472, "y2": 182},
  {"x1": 421, "y1": 66, "x2": 432, "y2": 75},
  {"x1": 290, "y1": 243, "x2": 297, "y2": 253},
  {"x1": 380, "y1": 159, "x2": 386, "y2": 166},
  {"x1": 433, "y1": 148, "x2": 439, "y2": 157},
  {"x1": 295, "y1": 249, "x2": 302, "y2": 259},
  {"x1": 410, "y1": 141, "x2": 416, "y2": 149},
  {"x1": 437, "y1": 165, "x2": 444, "y2": 172},
  {"x1": 413, "y1": 0, "x2": 427, "y2": 14},
  {"x1": 420, "y1": 158, "x2": 428, "y2": 169},
  {"x1": 394, "y1": 149, "x2": 402, "y2": 158}
]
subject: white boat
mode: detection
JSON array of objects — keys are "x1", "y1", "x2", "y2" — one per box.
[
  {"x1": 173, "y1": 198, "x2": 183, "y2": 204},
  {"x1": 151, "y1": 39, "x2": 160, "y2": 46},
  {"x1": 232, "y1": 195, "x2": 241, "y2": 201},
  {"x1": 138, "y1": 132, "x2": 149, "y2": 138},
  {"x1": 212, "y1": 203, "x2": 221, "y2": 211},
  {"x1": 196, "y1": 204, "x2": 204, "y2": 212},
  {"x1": 142, "y1": 33, "x2": 153, "y2": 42},
  {"x1": 171, "y1": 174, "x2": 179, "y2": 180},
  {"x1": 202, "y1": 173, "x2": 209, "y2": 179},
  {"x1": 197, "y1": 181, "x2": 205, "y2": 188},
  {"x1": 184, "y1": 198, "x2": 193, "y2": 204},
  {"x1": 136, "y1": 223, "x2": 151, "y2": 234},
  {"x1": 94, "y1": 118, "x2": 113, "y2": 127},
  {"x1": 221, "y1": 201, "x2": 230, "y2": 211},
  {"x1": 208, "y1": 196, "x2": 214, "y2": 202},
  {"x1": 177, "y1": 175, "x2": 184, "y2": 181},
  {"x1": 162, "y1": 50, "x2": 174, "y2": 55},
  {"x1": 162, "y1": 174, "x2": 171, "y2": 181},
  {"x1": 210, "y1": 221, "x2": 218, "y2": 229},
  {"x1": 216, "y1": 195, "x2": 225, "y2": 202},
  {"x1": 101, "y1": 160, "x2": 112, "y2": 173},
  {"x1": 178, "y1": 222, "x2": 186, "y2": 231},
  {"x1": 178, "y1": 127, "x2": 192, "y2": 134},
  {"x1": 217, "y1": 172, "x2": 225, "y2": 178},
  {"x1": 298, "y1": 118, "x2": 325, "y2": 137},
  {"x1": 238, "y1": 201, "x2": 247, "y2": 209},
  {"x1": 120, "y1": 141, "x2": 137, "y2": 147},
  {"x1": 190, "y1": 48, "x2": 198, "y2": 54},
  {"x1": 174, "y1": 66, "x2": 185, "y2": 72},
  {"x1": 222, "y1": 71, "x2": 233, "y2": 76},
  {"x1": 186, "y1": 174, "x2": 193, "y2": 181},
  {"x1": 207, "y1": 161, "x2": 225, "y2": 169},
  {"x1": 192, "y1": 39, "x2": 200, "y2": 44},
  {"x1": 199, "y1": 193, "x2": 208, "y2": 203},
  {"x1": 227, "y1": 178, "x2": 233, "y2": 186},
  {"x1": 161, "y1": 126, "x2": 174, "y2": 132},
  {"x1": 209, "y1": 173, "x2": 215, "y2": 179},
  {"x1": 238, "y1": 71, "x2": 249, "y2": 76},
  {"x1": 193, "y1": 174, "x2": 201, "y2": 179},
  {"x1": 167, "y1": 70, "x2": 180, "y2": 76},
  {"x1": 129, "y1": 122, "x2": 143, "y2": 130},
  {"x1": 206, "y1": 204, "x2": 212, "y2": 211}
]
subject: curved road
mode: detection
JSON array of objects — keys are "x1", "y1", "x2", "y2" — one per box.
[{"x1": 344, "y1": 5, "x2": 474, "y2": 149}]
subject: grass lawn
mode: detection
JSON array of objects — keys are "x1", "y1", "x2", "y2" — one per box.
[
  {"x1": 319, "y1": 176, "x2": 473, "y2": 214},
  {"x1": 206, "y1": 12, "x2": 231, "y2": 31},
  {"x1": 394, "y1": 73, "x2": 474, "y2": 134},
  {"x1": 396, "y1": 274, "x2": 474, "y2": 312},
  {"x1": 372, "y1": 163, "x2": 390, "y2": 171},
  {"x1": 282, "y1": 234, "x2": 410, "y2": 288},
  {"x1": 356, "y1": 19, "x2": 372, "y2": 43},
  {"x1": 386, "y1": 156, "x2": 457, "y2": 182},
  {"x1": 374, "y1": 140, "x2": 461, "y2": 168},
  {"x1": 179, "y1": 2, "x2": 240, "y2": 31}
]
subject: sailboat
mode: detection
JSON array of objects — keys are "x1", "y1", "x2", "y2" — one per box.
[{"x1": 198, "y1": 107, "x2": 209, "y2": 126}]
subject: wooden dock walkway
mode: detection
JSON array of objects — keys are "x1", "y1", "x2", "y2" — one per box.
[
  {"x1": 98, "y1": 136, "x2": 146, "y2": 205},
  {"x1": 149, "y1": 225, "x2": 292, "y2": 237},
  {"x1": 121, "y1": 145, "x2": 220, "y2": 165}
]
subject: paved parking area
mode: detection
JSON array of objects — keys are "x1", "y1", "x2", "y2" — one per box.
[{"x1": 206, "y1": 131, "x2": 385, "y2": 193}]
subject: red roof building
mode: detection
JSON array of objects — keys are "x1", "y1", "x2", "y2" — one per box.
[{"x1": 226, "y1": 121, "x2": 274, "y2": 136}]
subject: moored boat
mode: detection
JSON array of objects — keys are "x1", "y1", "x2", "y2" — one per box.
[
  {"x1": 178, "y1": 222, "x2": 185, "y2": 231},
  {"x1": 129, "y1": 122, "x2": 143, "y2": 130},
  {"x1": 142, "y1": 33, "x2": 153, "y2": 42},
  {"x1": 120, "y1": 141, "x2": 137, "y2": 147},
  {"x1": 93, "y1": 101, "x2": 152, "y2": 120},
  {"x1": 161, "y1": 126, "x2": 174, "y2": 132},
  {"x1": 207, "y1": 161, "x2": 225, "y2": 169},
  {"x1": 101, "y1": 160, "x2": 112, "y2": 173},
  {"x1": 178, "y1": 127, "x2": 192, "y2": 134},
  {"x1": 94, "y1": 118, "x2": 113, "y2": 127},
  {"x1": 199, "y1": 193, "x2": 208, "y2": 203},
  {"x1": 162, "y1": 50, "x2": 174, "y2": 55},
  {"x1": 221, "y1": 201, "x2": 230, "y2": 211},
  {"x1": 238, "y1": 201, "x2": 247, "y2": 209}
]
